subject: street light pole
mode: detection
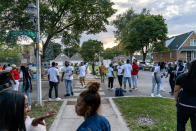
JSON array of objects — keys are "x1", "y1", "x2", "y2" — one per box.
[
  {"x1": 35, "y1": 0, "x2": 42, "y2": 107},
  {"x1": 27, "y1": 1, "x2": 42, "y2": 107}
]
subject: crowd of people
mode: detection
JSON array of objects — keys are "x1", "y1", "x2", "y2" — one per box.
[
  {"x1": 0, "y1": 64, "x2": 33, "y2": 109},
  {"x1": 99, "y1": 59, "x2": 139, "y2": 92},
  {"x1": 0, "y1": 67, "x2": 110, "y2": 131},
  {"x1": 1, "y1": 58, "x2": 195, "y2": 131}
]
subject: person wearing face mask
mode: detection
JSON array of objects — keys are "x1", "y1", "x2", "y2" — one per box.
[{"x1": 75, "y1": 81, "x2": 111, "y2": 131}]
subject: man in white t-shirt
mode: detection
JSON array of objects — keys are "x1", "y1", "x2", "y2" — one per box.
[
  {"x1": 5, "y1": 64, "x2": 12, "y2": 71},
  {"x1": 122, "y1": 59, "x2": 132, "y2": 91},
  {"x1": 108, "y1": 63, "x2": 115, "y2": 90},
  {"x1": 48, "y1": 62, "x2": 61, "y2": 101},
  {"x1": 61, "y1": 61, "x2": 74, "y2": 96},
  {"x1": 79, "y1": 62, "x2": 86, "y2": 88}
]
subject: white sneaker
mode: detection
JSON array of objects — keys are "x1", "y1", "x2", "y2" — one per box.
[
  {"x1": 156, "y1": 94, "x2": 162, "y2": 97},
  {"x1": 56, "y1": 97, "x2": 62, "y2": 101},
  {"x1": 151, "y1": 93, "x2": 154, "y2": 97},
  {"x1": 28, "y1": 105, "x2": 31, "y2": 110},
  {"x1": 80, "y1": 86, "x2": 84, "y2": 89},
  {"x1": 48, "y1": 98, "x2": 52, "y2": 102}
]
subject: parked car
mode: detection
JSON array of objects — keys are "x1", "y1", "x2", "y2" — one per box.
[
  {"x1": 142, "y1": 63, "x2": 154, "y2": 72},
  {"x1": 139, "y1": 62, "x2": 146, "y2": 70}
]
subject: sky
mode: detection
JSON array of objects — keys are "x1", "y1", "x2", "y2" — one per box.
[{"x1": 80, "y1": 0, "x2": 196, "y2": 49}]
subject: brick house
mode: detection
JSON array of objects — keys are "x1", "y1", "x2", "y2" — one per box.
[{"x1": 152, "y1": 31, "x2": 196, "y2": 63}]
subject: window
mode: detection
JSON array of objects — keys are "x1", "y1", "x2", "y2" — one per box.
[
  {"x1": 170, "y1": 51, "x2": 174, "y2": 59},
  {"x1": 194, "y1": 51, "x2": 196, "y2": 59},
  {"x1": 190, "y1": 39, "x2": 196, "y2": 46}
]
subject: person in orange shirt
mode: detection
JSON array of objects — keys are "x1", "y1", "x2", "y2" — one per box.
[
  {"x1": 99, "y1": 63, "x2": 106, "y2": 83},
  {"x1": 0, "y1": 64, "x2": 3, "y2": 70}
]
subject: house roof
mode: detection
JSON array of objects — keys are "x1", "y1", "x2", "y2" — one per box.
[
  {"x1": 167, "y1": 31, "x2": 193, "y2": 50},
  {"x1": 54, "y1": 53, "x2": 69, "y2": 61},
  {"x1": 179, "y1": 46, "x2": 196, "y2": 51},
  {"x1": 70, "y1": 53, "x2": 83, "y2": 61}
]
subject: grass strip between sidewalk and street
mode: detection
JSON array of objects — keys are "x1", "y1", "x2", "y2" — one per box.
[
  {"x1": 29, "y1": 101, "x2": 63, "y2": 130},
  {"x1": 113, "y1": 97, "x2": 191, "y2": 131}
]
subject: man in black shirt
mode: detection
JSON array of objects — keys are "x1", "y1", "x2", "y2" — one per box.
[
  {"x1": 175, "y1": 60, "x2": 196, "y2": 131},
  {"x1": 174, "y1": 59, "x2": 185, "y2": 77},
  {"x1": 167, "y1": 63, "x2": 175, "y2": 95}
]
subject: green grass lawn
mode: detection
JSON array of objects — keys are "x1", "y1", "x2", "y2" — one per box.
[
  {"x1": 113, "y1": 97, "x2": 191, "y2": 131},
  {"x1": 29, "y1": 101, "x2": 63, "y2": 130}
]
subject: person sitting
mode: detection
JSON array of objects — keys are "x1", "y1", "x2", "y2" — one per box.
[{"x1": 75, "y1": 81, "x2": 111, "y2": 131}]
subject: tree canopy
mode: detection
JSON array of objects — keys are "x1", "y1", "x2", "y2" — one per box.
[
  {"x1": 0, "y1": 0, "x2": 116, "y2": 60},
  {"x1": 63, "y1": 45, "x2": 80, "y2": 58},
  {"x1": 113, "y1": 9, "x2": 168, "y2": 61},
  {"x1": 101, "y1": 45, "x2": 123, "y2": 59},
  {"x1": 80, "y1": 40, "x2": 103, "y2": 61}
]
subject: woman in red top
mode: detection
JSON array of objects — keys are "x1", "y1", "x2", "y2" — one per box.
[
  {"x1": 131, "y1": 59, "x2": 139, "y2": 90},
  {"x1": 10, "y1": 64, "x2": 20, "y2": 91}
]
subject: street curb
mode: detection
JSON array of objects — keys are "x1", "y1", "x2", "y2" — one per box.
[
  {"x1": 109, "y1": 98, "x2": 130, "y2": 131},
  {"x1": 49, "y1": 100, "x2": 67, "y2": 131}
]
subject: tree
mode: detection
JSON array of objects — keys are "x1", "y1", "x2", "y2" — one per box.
[
  {"x1": 44, "y1": 42, "x2": 62, "y2": 61},
  {"x1": 0, "y1": 0, "x2": 116, "y2": 60},
  {"x1": 63, "y1": 45, "x2": 80, "y2": 58},
  {"x1": 114, "y1": 9, "x2": 168, "y2": 62},
  {"x1": 101, "y1": 45, "x2": 122, "y2": 59},
  {"x1": 80, "y1": 40, "x2": 103, "y2": 62},
  {"x1": 0, "y1": 45, "x2": 21, "y2": 63}
]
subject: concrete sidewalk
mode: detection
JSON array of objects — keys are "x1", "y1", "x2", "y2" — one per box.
[{"x1": 49, "y1": 98, "x2": 129, "y2": 131}]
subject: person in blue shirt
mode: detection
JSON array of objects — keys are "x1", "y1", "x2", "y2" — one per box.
[{"x1": 75, "y1": 81, "x2": 111, "y2": 131}]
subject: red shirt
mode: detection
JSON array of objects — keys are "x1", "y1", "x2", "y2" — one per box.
[
  {"x1": 131, "y1": 64, "x2": 139, "y2": 75},
  {"x1": 10, "y1": 70, "x2": 20, "y2": 80}
]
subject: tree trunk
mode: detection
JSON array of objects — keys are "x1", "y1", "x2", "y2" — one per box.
[
  {"x1": 129, "y1": 53, "x2": 133, "y2": 64},
  {"x1": 42, "y1": 35, "x2": 52, "y2": 61},
  {"x1": 143, "y1": 52, "x2": 147, "y2": 62}
]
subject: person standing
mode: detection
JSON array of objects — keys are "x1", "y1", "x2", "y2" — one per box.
[
  {"x1": 99, "y1": 63, "x2": 106, "y2": 83},
  {"x1": 151, "y1": 62, "x2": 166, "y2": 97},
  {"x1": 79, "y1": 62, "x2": 86, "y2": 89},
  {"x1": 0, "y1": 64, "x2": 3, "y2": 70},
  {"x1": 117, "y1": 62, "x2": 123, "y2": 88},
  {"x1": 174, "y1": 60, "x2": 185, "y2": 78},
  {"x1": 131, "y1": 59, "x2": 139, "y2": 90},
  {"x1": 122, "y1": 59, "x2": 132, "y2": 91},
  {"x1": 61, "y1": 61, "x2": 74, "y2": 96},
  {"x1": 108, "y1": 63, "x2": 115, "y2": 90},
  {"x1": 20, "y1": 66, "x2": 32, "y2": 109},
  {"x1": 48, "y1": 62, "x2": 61, "y2": 101},
  {"x1": 5, "y1": 64, "x2": 12, "y2": 71},
  {"x1": 175, "y1": 60, "x2": 196, "y2": 131},
  {"x1": 167, "y1": 63, "x2": 175, "y2": 95},
  {"x1": 10, "y1": 64, "x2": 20, "y2": 91}
]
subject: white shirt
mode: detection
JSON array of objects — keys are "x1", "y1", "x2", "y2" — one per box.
[
  {"x1": 122, "y1": 64, "x2": 132, "y2": 77},
  {"x1": 5, "y1": 66, "x2": 12, "y2": 71},
  {"x1": 79, "y1": 65, "x2": 86, "y2": 77},
  {"x1": 108, "y1": 67, "x2": 114, "y2": 77},
  {"x1": 117, "y1": 65, "x2": 123, "y2": 76},
  {"x1": 61, "y1": 66, "x2": 73, "y2": 80},
  {"x1": 48, "y1": 67, "x2": 59, "y2": 82},
  {"x1": 25, "y1": 116, "x2": 46, "y2": 131},
  {"x1": 152, "y1": 66, "x2": 166, "y2": 78}
]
